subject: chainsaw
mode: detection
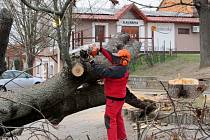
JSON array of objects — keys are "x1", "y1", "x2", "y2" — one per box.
[{"x1": 69, "y1": 44, "x2": 100, "y2": 60}]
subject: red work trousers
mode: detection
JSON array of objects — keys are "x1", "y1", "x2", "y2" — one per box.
[{"x1": 104, "y1": 98, "x2": 127, "y2": 140}]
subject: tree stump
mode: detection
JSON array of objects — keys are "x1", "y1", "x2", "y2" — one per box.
[{"x1": 168, "y1": 78, "x2": 206, "y2": 98}]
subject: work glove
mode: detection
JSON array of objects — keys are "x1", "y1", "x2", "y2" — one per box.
[
  {"x1": 143, "y1": 100, "x2": 156, "y2": 111},
  {"x1": 139, "y1": 99, "x2": 157, "y2": 118},
  {"x1": 89, "y1": 44, "x2": 101, "y2": 57}
]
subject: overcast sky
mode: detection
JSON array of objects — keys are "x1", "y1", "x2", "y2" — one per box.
[{"x1": 76, "y1": 0, "x2": 162, "y2": 11}]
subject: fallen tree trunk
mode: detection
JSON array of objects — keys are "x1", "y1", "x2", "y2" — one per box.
[
  {"x1": 0, "y1": 8, "x2": 156, "y2": 136},
  {"x1": 0, "y1": 68, "x2": 156, "y2": 135}
]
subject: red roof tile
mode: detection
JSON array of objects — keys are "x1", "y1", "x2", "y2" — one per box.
[
  {"x1": 75, "y1": 14, "x2": 117, "y2": 21},
  {"x1": 76, "y1": 4, "x2": 199, "y2": 24},
  {"x1": 147, "y1": 16, "x2": 199, "y2": 24},
  {"x1": 77, "y1": 4, "x2": 147, "y2": 21}
]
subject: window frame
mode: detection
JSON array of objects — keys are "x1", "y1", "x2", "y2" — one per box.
[
  {"x1": 178, "y1": 28, "x2": 190, "y2": 34},
  {"x1": 92, "y1": 22, "x2": 109, "y2": 43},
  {"x1": 95, "y1": 25, "x2": 105, "y2": 42}
]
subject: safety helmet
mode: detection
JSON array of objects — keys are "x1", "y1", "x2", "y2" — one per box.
[{"x1": 116, "y1": 49, "x2": 131, "y2": 66}]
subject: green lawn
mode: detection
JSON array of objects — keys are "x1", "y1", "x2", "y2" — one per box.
[{"x1": 131, "y1": 53, "x2": 200, "y2": 80}]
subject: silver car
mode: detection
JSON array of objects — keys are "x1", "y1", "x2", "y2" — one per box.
[{"x1": 0, "y1": 70, "x2": 44, "y2": 91}]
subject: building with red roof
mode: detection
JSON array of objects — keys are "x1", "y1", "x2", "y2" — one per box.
[
  {"x1": 32, "y1": 3, "x2": 200, "y2": 78},
  {"x1": 74, "y1": 3, "x2": 200, "y2": 52}
]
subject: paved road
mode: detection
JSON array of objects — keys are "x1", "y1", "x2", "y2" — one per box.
[{"x1": 18, "y1": 105, "x2": 137, "y2": 140}]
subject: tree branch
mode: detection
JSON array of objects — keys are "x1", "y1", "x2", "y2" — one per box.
[
  {"x1": 20, "y1": 0, "x2": 61, "y2": 16},
  {"x1": 19, "y1": 0, "x2": 75, "y2": 18},
  {"x1": 128, "y1": 0, "x2": 195, "y2": 9}
]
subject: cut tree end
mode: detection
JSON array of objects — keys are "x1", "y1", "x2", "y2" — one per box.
[
  {"x1": 71, "y1": 63, "x2": 84, "y2": 77},
  {"x1": 168, "y1": 78, "x2": 199, "y2": 85}
]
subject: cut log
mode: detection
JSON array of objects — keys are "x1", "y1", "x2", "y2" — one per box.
[
  {"x1": 71, "y1": 62, "x2": 84, "y2": 77},
  {"x1": 168, "y1": 78, "x2": 206, "y2": 98}
]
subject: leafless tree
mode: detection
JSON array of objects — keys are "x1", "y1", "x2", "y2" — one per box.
[{"x1": 3, "y1": 0, "x2": 56, "y2": 74}]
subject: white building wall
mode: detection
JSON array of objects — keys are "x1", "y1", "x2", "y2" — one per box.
[
  {"x1": 35, "y1": 57, "x2": 55, "y2": 80},
  {"x1": 147, "y1": 23, "x2": 175, "y2": 51}
]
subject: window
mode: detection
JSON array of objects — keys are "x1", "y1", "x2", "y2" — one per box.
[
  {"x1": 13, "y1": 71, "x2": 32, "y2": 78},
  {"x1": 24, "y1": 73, "x2": 33, "y2": 78},
  {"x1": 2, "y1": 72, "x2": 14, "y2": 79},
  {"x1": 95, "y1": 25, "x2": 105, "y2": 42},
  {"x1": 178, "y1": 28, "x2": 190, "y2": 34}
]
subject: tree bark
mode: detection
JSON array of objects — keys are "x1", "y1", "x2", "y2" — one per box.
[
  {"x1": 0, "y1": 9, "x2": 13, "y2": 75},
  {"x1": 195, "y1": 0, "x2": 210, "y2": 68}
]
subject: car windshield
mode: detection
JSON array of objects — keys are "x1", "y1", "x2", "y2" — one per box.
[
  {"x1": 1, "y1": 71, "x2": 14, "y2": 79},
  {"x1": 12, "y1": 71, "x2": 32, "y2": 78}
]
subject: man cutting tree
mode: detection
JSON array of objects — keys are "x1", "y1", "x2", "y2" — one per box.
[{"x1": 89, "y1": 45, "x2": 131, "y2": 140}]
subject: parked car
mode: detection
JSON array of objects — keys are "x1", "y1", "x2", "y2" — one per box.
[{"x1": 0, "y1": 70, "x2": 44, "y2": 91}]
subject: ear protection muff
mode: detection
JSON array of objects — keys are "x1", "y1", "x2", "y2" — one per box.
[
  {"x1": 120, "y1": 57, "x2": 129, "y2": 66},
  {"x1": 117, "y1": 49, "x2": 131, "y2": 66}
]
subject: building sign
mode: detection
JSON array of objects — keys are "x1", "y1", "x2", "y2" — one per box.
[
  {"x1": 122, "y1": 20, "x2": 139, "y2": 25},
  {"x1": 117, "y1": 19, "x2": 144, "y2": 36},
  {"x1": 119, "y1": 19, "x2": 143, "y2": 26}
]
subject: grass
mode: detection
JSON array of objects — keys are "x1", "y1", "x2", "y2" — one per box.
[
  {"x1": 175, "y1": 54, "x2": 200, "y2": 62},
  {"x1": 131, "y1": 53, "x2": 200, "y2": 80}
]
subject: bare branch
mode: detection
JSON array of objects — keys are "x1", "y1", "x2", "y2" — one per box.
[
  {"x1": 20, "y1": 0, "x2": 61, "y2": 16},
  {"x1": 19, "y1": 0, "x2": 75, "y2": 18},
  {"x1": 128, "y1": 0, "x2": 195, "y2": 9}
]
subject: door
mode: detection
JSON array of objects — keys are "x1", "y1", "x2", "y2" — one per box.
[
  {"x1": 121, "y1": 26, "x2": 139, "y2": 40},
  {"x1": 95, "y1": 25, "x2": 105, "y2": 42}
]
